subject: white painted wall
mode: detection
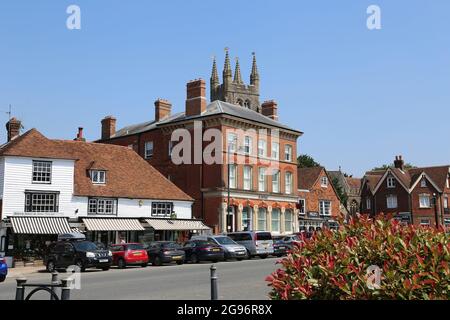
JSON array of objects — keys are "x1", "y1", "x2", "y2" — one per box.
[
  {"x1": 0, "y1": 157, "x2": 4, "y2": 199},
  {"x1": 0, "y1": 156, "x2": 193, "y2": 220},
  {"x1": 2, "y1": 156, "x2": 75, "y2": 217}
]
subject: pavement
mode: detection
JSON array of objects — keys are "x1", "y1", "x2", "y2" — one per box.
[{"x1": 0, "y1": 256, "x2": 282, "y2": 300}]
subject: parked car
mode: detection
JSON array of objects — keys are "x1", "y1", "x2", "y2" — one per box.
[
  {"x1": 0, "y1": 257, "x2": 7, "y2": 282},
  {"x1": 182, "y1": 240, "x2": 225, "y2": 263},
  {"x1": 191, "y1": 235, "x2": 247, "y2": 260},
  {"x1": 44, "y1": 233, "x2": 112, "y2": 272},
  {"x1": 272, "y1": 236, "x2": 289, "y2": 257},
  {"x1": 109, "y1": 243, "x2": 149, "y2": 268},
  {"x1": 226, "y1": 231, "x2": 274, "y2": 259},
  {"x1": 146, "y1": 241, "x2": 185, "y2": 266},
  {"x1": 282, "y1": 234, "x2": 302, "y2": 247}
]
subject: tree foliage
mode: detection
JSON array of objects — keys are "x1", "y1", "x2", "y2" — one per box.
[
  {"x1": 297, "y1": 154, "x2": 321, "y2": 168},
  {"x1": 331, "y1": 177, "x2": 348, "y2": 208}
]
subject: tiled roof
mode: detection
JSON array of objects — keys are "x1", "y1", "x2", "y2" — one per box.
[
  {"x1": 363, "y1": 165, "x2": 450, "y2": 192},
  {"x1": 297, "y1": 167, "x2": 324, "y2": 190},
  {"x1": 0, "y1": 129, "x2": 193, "y2": 202},
  {"x1": 346, "y1": 177, "x2": 362, "y2": 190},
  {"x1": 110, "y1": 100, "x2": 302, "y2": 139}
]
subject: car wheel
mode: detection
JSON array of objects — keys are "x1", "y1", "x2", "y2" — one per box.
[
  {"x1": 118, "y1": 258, "x2": 126, "y2": 269},
  {"x1": 237, "y1": 258, "x2": 243, "y2": 261},
  {"x1": 75, "y1": 260, "x2": 86, "y2": 272},
  {"x1": 46, "y1": 260, "x2": 56, "y2": 273},
  {"x1": 190, "y1": 254, "x2": 199, "y2": 264},
  {"x1": 259, "y1": 254, "x2": 268, "y2": 259},
  {"x1": 176, "y1": 261, "x2": 183, "y2": 265},
  {"x1": 276, "y1": 254, "x2": 283, "y2": 258},
  {"x1": 246, "y1": 250, "x2": 252, "y2": 259},
  {"x1": 153, "y1": 256, "x2": 162, "y2": 266},
  {"x1": 0, "y1": 275, "x2": 6, "y2": 282},
  {"x1": 141, "y1": 263, "x2": 148, "y2": 268},
  {"x1": 102, "y1": 267, "x2": 110, "y2": 271}
]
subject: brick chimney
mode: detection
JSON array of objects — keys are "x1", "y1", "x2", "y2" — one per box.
[
  {"x1": 101, "y1": 116, "x2": 116, "y2": 140},
  {"x1": 186, "y1": 79, "x2": 207, "y2": 117},
  {"x1": 261, "y1": 100, "x2": 278, "y2": 120},
  {"x1": 6, "y1": 117, "x2": 21, "y2": 142},
  {"x1": 394, "y1": 155, "x2": 404, "y2": 170},
  {"x1": 74, "y1": 127, "x2": 86, "y2": 141},
  {"x1": 155, "y1": 99, "x2": 172, "y2": 122}
]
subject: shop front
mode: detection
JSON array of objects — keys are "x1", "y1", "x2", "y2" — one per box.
[
  {"x1": 144, "y1": 218, "x2": 211, "y2": 243},
  {"x1": 0, "y1": 216, "x2": 73, "y2": 266},
  {"x1": 81, "y1": 217, "x2": 210, "y2": 247}
]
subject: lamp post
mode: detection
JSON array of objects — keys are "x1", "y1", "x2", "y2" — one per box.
[{"x1": 433, "y1": 193, "x2": 440, "y2": 229}]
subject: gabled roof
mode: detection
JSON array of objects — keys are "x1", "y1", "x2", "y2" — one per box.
[
  {"x1": 109, "y1": 100, "x2": 303, "y2": 139},
  {"x1": 408, "y1": 166, "x2": 450, "y2": 191},
  {"x1": 346, "y1": 177, "x2": 362, "y2": 190},
  {"x1": 363, "y1": 164, "x2": 450, "y2": 195},
  {"x1": 0, "y1": 129, "x2": 193, "y2": 202},
  {"x1": 297, "y1": 167, "x2": 324, "y2": 190}
]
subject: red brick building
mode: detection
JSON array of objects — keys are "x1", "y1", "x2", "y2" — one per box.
[
  {"x1": 98, "y1": 52, "x2": 303, "y2": 235},
  {"x1": 360, "y1": 156, "x2": 450, "y2": 228},
  {"x1": 297, "y1": 167, "x2": 344, "y2": 231}
]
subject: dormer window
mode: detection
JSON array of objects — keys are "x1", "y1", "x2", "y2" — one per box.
[
  {"x1": 321, "y1": 176, "x2": 328, "y2": 187},
  {"x1": 387, "y1": 176, "x2": 396, "y2": 188},
  {"x1": 91, "y1": 170, "x2": 106, "y2": 184}
]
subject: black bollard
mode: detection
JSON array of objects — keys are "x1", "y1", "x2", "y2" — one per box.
[
  {"x1": 60, "y1": 279, "x2": 71, "y2": 300},
  {"x1": 210, "y1": 265, "x2": 218, "y2": 300},
  {"x1": 15, "y1": 278, "x2": 27, "y2": 300},
  {"x1": 50, "y1": 272, "x2": 59, "y2": 301}
]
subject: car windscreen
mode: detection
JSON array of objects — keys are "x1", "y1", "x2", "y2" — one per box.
[
  {"x1": 214, "y1": 237, "x2": 236, "y2": 245},
  {"x1": 255, "y1": 232, "x2": 272, "y2": 241},
  {"x1": 72, "y1": 241, "x2": 98, "y2": 251},
  {"x1": 126, "y1": 244, "x2": 144, "y2": 250},
  {"x1": 194, "y1": 240, "x2": 216, "y2": 246},
  {"x1": 228, "y1": 233, "x2": 252, "y2": 241},
  {"x1": 161, "y1": 242, "x2": 182, "y2": 249}
]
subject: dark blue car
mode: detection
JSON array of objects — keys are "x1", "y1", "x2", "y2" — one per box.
[{"x1": 0, "y1": 257, "x2": 8, "y2": 282}]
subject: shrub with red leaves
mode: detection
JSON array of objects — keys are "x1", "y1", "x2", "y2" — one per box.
[{"x1": 266, "y1": 216, "x2": 449, "y2": 300}]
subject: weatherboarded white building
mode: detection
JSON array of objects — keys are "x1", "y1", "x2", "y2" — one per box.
[{"x1": 0, "y1": 119, "x2": 208, "y2": 261}]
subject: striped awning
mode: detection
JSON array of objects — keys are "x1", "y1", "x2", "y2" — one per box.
[
  {"x1": 82, "y1": 218, "x2": 145, "y2": 231},
  {"x1": 10, "y1": 216, "x2": 72, "y2": 235},
  {"x1": 145, "y1": 219, "x2": 210, "y2": 231}
]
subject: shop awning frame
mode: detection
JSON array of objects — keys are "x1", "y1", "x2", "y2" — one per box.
[
  {"x1": 145, "y1": 218, "x2": 210, "y2": 231},
  {"x1": 82, "y1": 218, "x2": 145, "y2": 231},
  {"x1": 10, "y1": 216, "x2": 73, "y2": 235}
]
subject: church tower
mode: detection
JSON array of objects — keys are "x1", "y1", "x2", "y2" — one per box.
[{"x1": 210, "y1": 49, "x2": 261, "y2": 112}]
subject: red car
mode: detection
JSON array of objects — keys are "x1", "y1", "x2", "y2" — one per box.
[{"x1": 109, "y1": 243, "x2": 149, "y2": 268}]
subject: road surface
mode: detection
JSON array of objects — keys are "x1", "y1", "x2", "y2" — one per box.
[{"x1": 0, "y1": 257, "x2": 282, "y2": 300}]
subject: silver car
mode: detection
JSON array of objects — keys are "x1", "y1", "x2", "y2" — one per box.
[{"x1": 190, "y1": 235, "x2": 248, "y2": 260}]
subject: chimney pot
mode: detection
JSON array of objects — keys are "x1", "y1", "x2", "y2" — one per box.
[
  {"x1": 74, "y1": 127, "x2": 86, "y2": 141},
  {"x1": 394, "y1": 155, "x2": 405, "y2": 170},
  {"x1": 261, "y1": 100, "x2": 278, "y2": 120},
  {"x1": 155, "y1": 99, "x2": 172, "y2": 122},
  {"x1": 186, "y1": 79, "x2": 207, "y2": 117},
  {"x1": 101, "y1": 116, "x2": 117, "y2": 140},
  {"x1": 6, "y1": 117, "x2": 21, "y2": 142}
]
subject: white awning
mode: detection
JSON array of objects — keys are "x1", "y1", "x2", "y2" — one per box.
[
  {"x1": 145, "y1": 219, "x2": 210, "y2": 231},
  {"x1": 10, "y1": 216, "x2": 72, "y2": 235},
  {"x1": 82, "y1": 218, "x2": 145, "y2": 231}
]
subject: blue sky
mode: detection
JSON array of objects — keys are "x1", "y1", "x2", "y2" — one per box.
[{"x1": 0, "y1": 1, "x2": 449, "y2": 176}]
